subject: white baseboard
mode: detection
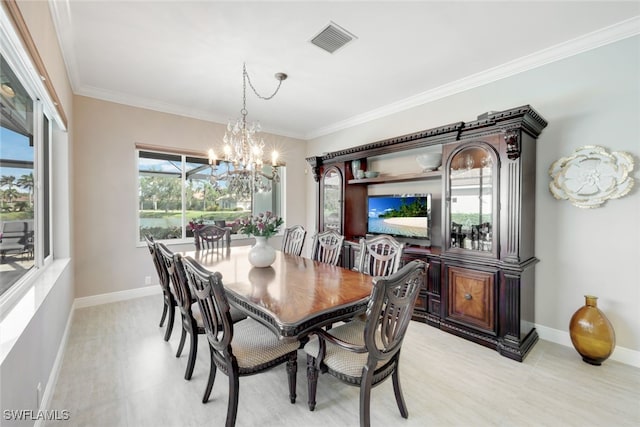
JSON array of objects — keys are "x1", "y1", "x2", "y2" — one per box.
[
  {"x1": 35, "y1": 306, "x2": 74, "y2": 427},
  {"x1": 73, "y1": 285, "x2": 160, "y2": 309},
  {"x1": 535, "y1": 323, "x2": 639, "y2": 368}
]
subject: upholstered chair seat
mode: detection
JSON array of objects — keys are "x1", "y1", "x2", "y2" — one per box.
[
  {"x1": 304, "y1": 320, "x2": 387, "y2": 378},
  {"x1": 230, "y1": 318, "x2": 300, "y2": 370}
]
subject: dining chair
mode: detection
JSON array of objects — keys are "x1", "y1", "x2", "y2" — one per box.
[
  {"x1": 304, "y1": 260, "x2": 427, "y2": 427},
  {"x1": 194, "y1": 224, "x2": 230, "y2": 251},
  {"x1": 282, "y1": 225, "x2": 307, "y2": 256},
  {"x1": 181, "y1": 256, "x2": 299, "y2": 426},
  {"x1": 144, "y1": 235, "x2": 176, "y2": 341},
  {"x1": 156, "y1": 242, "x2": 247, "y2": 381},
  {"x1": 310, "y1": 230, "x2": 344, "y2": 266},
  {"x1": 355, "y1": 234, "x2": 405, "y2": 277}
]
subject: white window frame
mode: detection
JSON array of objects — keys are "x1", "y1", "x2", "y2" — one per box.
[
  {"x1": 0, "y1": 9, "x2": 58, "y2": 313},
  {"x1": 135, "y1": 147, "x2": 284, "y2": 247}
]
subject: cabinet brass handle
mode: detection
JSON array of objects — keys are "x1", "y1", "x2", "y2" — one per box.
[{"x1": 464, "y1": 293, "x2": 472, "y2": 300}]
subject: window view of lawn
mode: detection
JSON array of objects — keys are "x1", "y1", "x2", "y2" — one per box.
[{"x1": 138, "y1": 150, "x2": 281, "y2": 241}]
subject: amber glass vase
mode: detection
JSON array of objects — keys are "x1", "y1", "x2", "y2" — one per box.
[{"x1": 569, "y1": 295, "x2": 616, "y2": 365}]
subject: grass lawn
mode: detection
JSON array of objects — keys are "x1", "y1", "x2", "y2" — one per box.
[
  {"x1": 0, "y1": 212, "x2": 34, "y2": 222},
  {"x1": 140, "y1": 210, "x2": 250, "y2": 222}
]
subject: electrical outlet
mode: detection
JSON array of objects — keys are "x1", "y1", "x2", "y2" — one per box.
[{"x1": 145, "y1": 276, "x2": 152, "y2": 285}]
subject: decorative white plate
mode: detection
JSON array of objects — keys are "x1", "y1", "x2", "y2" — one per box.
[{"x1": 549, "y1": 145, "x2": 634, "y2": 208}]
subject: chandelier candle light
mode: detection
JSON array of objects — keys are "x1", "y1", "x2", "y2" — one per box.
[{"x1": 208, "y1": 64, "x2": 287, "y2": 200}]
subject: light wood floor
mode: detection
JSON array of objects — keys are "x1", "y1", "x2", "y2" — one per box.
[{"x1": 48, "y1": 295, "x2": 640, "y2": 427}]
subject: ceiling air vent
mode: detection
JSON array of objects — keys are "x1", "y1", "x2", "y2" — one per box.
[{"x1": 310, "y1": 21, "x2": 357, "y2": 54}]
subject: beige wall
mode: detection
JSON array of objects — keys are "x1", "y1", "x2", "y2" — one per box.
[
  {"x1": 14, "y1": 0, "x2": 73, "y2": 126},
  {"x1": 72, "y1": 96, "x2": 307, "y2": 298},
  {"x1": 306, "y1": 36, "x2": 640, "y2": 356}
]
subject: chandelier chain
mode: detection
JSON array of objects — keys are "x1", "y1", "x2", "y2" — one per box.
[
  {"x1": 208, "y1": 63, "x2": 286, "y2": 200},
  {"x1": 243, "y1": 64, "x2": 284, "y2": 101}
]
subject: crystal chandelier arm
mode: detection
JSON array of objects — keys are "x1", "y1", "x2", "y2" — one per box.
[{"x1": 255, "y1": 169, "x2": 278, "y2": 180}]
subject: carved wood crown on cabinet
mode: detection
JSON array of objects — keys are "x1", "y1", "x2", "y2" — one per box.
[
  {"x1": 306, "y1": 105, "x2": 547, "y2": 170},
  {"x1": 307, "y1": 105, "x2": 548, "y2": 362}
]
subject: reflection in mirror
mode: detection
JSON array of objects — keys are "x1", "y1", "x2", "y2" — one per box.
[
  {"x1": 449, "y1": 146, "x2": 494, "y2": 252},
  {"x1": 323, "y1": 168, "x2": 342, "y2": 232}
]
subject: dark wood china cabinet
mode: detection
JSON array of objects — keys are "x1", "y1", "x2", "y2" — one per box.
[
  {"x1": 307, "y1": 105, "x2": 547, "y2": 361},
  {"x1": 307, "y1": 160, "x2": 367, "y2": 238}
]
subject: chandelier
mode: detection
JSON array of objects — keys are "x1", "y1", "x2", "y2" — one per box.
[{"x1": 208, "y1": 64, "x2": 287, "y2": 200}]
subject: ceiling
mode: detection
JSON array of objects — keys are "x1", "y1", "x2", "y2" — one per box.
[{"x1": 49, "y1": 1, "x2": 640, "y2": 139}]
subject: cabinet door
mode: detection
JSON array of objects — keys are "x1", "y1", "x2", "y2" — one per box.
[
  {"x1": 445, "y1": 143, "x2": 499, "y2": 256},
  {"x1": 400, "y1": 252, "x2": 429, "y2": 317},
  {"x1": 320, "y1": 166, "x2": 343, "y2": 233},
  {"x1": 446, "y1": 265, "x2": 496, "y2": 333}
]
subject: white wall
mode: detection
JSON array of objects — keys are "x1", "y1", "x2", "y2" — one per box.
[{"x1": 306, "y1": 36, "x2": 640, "y2": 355}]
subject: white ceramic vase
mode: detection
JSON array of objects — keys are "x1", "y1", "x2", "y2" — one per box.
[{"x1": 248, "y1": 236, "x2": 276, "y2": 268}]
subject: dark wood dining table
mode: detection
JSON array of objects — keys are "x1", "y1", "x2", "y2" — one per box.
[{"x1": 180, "y1": 246, "x2": 373, "y2": 341}]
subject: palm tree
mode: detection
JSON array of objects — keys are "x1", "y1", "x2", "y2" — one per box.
[
  {"x1": 1, "y1": 175, "x2": 19, "y2": 210},
  {"x1": 0, "y1": 175, "x2": 16, "y2": 190},
  {"x1": 17, "y1": 173, "x2": 34, "y2": 206},
  {"x1": 3, "y1": 188, "x2": 19, "y2": 204}
]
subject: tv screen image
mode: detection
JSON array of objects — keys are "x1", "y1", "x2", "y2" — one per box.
[{"x1": 367, "y1": 194, "x2": 431, "y2": 239}]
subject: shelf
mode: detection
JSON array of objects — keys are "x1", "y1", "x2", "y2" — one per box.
[{"x1": 348, "y1": 170, "x2": 442, "y2": 184}]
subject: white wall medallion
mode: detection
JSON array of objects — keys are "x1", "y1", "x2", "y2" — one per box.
[{"x1": 549, "y1": 145, "x2": 634, "y2": 208}]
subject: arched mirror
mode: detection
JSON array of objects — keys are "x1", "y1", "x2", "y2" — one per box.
[
  {"x1": 321, "y1": 166, "x2": 343, "y2": 232},
  {"x1": 448, "y1": 145, "x2": 497, "y2": 253}
]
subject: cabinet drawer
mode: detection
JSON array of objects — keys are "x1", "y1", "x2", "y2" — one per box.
[{"x1": 446, "y1": 266, "x2": 495, "y2": 332}]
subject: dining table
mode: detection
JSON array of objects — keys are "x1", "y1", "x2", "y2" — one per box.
[{"x1": 179, "y1": 246, "x2": 374, "y2": 341}]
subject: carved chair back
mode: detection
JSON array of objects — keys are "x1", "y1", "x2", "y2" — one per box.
[
  {"x1": 364, "y1": 259, "x2": 425, "y2": 360},
  {"x1": 157, "y1": 242, "x2": 191, "y2": 312},
  {"x1": 194, "y1": 224, "x2": 230, "y2": 251},
  {"x1": 181, "y1": 257, "x2": 233, "y2": 353},
  {"x1": 282, "y1": 225, "x2": 307, "y2": 256},
  {"x1": 144, "y1": 235, "x2": 170, "y2": 295},
  {"x1": 310, "y1": 230, "x2": 344, "y2": 266},
  {"x1": 356, "y1": 234, "x2": 405, "y2": 277},
  {"x1": 144, "y1": 235, "x2": 177, "y2": 341}
]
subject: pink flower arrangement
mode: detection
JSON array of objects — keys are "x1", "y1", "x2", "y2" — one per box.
[
  {"x1": 188, "y1": 218, "x2": 205, "y2": 231},
  {"x1": 237, "y1": 211, "x2": 284, "y2": 238}
]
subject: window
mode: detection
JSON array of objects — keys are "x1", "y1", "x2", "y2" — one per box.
[
  {"x1": 138, "y1": 149, "x2": 283, "y2": 242},
  {"x1": 0, "y1": 53, "x2": 52, "y2": 297}
]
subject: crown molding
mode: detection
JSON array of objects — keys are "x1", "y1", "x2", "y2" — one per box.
[
  {"x1": 305, "y1": 16, "x2": 640, "y2": 140},
  {"x1": 48, "y1": 0, "x2": 639, "y2": 142},
  {"x1": 48, "y1": 0, "x2": 79, "y2": 94}
]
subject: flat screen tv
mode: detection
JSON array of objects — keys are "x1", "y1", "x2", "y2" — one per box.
[{"x1": 367, "y1": 194, "x2": 431, "y2": 241}]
